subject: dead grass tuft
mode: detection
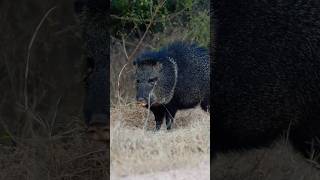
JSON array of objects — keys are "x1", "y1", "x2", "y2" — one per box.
[
  {"x1": 110, "y1": 104, "x2": 210, "y2": 178},
  {"x1": 212, "y1": 139, "x2": 320, "y2": 180},
  {"x1": 0, "y1": 120, "x2": 108, "y2": 180}
]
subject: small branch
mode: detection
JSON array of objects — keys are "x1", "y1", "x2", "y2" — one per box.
[
  {"x1": 25, "y1": 6, "x2": 56, "y2": 111},
  {"x1": 110, "y1": 7, "x2": 186, "y2": 23},
  {"x1": 111, "y1": 36, "x2": 155, "y2": 49},
  {"x1": 122, "y1": 36, "x2": 129, "y2": 60},
  {"x1": 49, "y1": 96, "x2": 62, "y2": 136},
  {"x1": 117, "y1": 63, "x2": 129, "y2": 105},
  {"x1": 127, "y1": 0, "x2": 166, "y2": 62},
  {"x1": 143, "y1": 90, "x2": 153, "y2": 130}
]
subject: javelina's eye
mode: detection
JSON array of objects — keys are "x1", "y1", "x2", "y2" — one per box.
[
  {"x1": 148, "y1": 77, "x2": 158, "y2": 83},
  {"x1": 136, "y1": 79, "x2": 140, "y2": 84}
]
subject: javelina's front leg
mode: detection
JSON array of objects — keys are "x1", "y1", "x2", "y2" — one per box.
[
  {"x1": 165, "y1": 108, "x2": 177, "y2": 130},
  {"x1": 151, "y1": 107, "x2": 165, "y2": 131}
]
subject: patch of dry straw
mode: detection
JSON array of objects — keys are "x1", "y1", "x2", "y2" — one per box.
[{"x1": 110, "y1": 104, "x2": 210, "y2": 177}]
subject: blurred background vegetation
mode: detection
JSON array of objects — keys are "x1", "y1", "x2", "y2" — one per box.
[
  {"x1": 0, "y1": 0, "x2": 85, "y2": 146},
  {"x1": 110, "y1": 0, "x2": 210, "y2": 105},
  {"x1": 0, "y1": 1, "x2": 107, "y2": 179}
]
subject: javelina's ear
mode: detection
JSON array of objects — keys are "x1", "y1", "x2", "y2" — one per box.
[{"x1": 153, "y1": 62, "x2": 163, "y2": 71}]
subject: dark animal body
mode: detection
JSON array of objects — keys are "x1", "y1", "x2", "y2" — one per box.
[
  {"x1": 134, "y1": 42, "x2": 209, "y2": 130},
  {"x1": 212, "y1": 0, "x2": 320, "y2": 161},
  {"x1": 74, "y1": 0, "x2": 109, "y2": 141}
]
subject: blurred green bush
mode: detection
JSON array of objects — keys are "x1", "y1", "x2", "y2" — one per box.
[{"x1": 110, "y1": 0, "x2": 209, "y2": 47}]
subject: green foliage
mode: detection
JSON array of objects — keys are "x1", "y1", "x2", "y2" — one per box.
[
  {"x1": 0, "y1": 131, "x2": 13, "y2": 145},
  {"x1": 185, "y1": 10, "x2": 210, "y2": 47},
  {"x1": 166, "y1": 0, "x2": 193, "y2": 11},
  {"x1": 110, "y1": 0, "x2": 209, "y2": 47},
  {"x1": 111, "y1": 0, "x2": 129, "y2": 11},
  {"x1": 111, "y1": 0, "x2": 169, "y2": 35}
]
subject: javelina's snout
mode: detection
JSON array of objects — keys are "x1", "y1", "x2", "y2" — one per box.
[
  {"x1": 87, "y1": 124, "x2": 109, "y2": 142},
  {"x1": 136, "y1": 97, "x2": 148, "y2": 107},
  {"x1": 136, "y1": 88, "x2": 151, "y2": 107},
  {"x1": 86, "y1": 114, "x2": 109, "y2": 142}
]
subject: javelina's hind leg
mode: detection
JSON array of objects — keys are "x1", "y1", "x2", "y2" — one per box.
[
  {"x1": 165, "y1": 107, "x2": 177, "y2": 130},
  {"x1": 151, "y1": 107, "x2": 165, "y2": 131},
  {"x1": 200, "y1": 99, "x2": 209, "y2": 112}
]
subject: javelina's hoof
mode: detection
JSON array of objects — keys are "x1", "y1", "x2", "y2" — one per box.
[
  {"x1": 166, "y1": 121, "x2": 172, "y2": 130},
  {"x1": 153, "y1": 125, "x2": 161, "y2": 132}
]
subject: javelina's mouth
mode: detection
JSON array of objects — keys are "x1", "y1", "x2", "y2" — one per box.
[
  {"x1": 137, "y1": 101, "x2": 162, "y2": 108},
  {"x1": 137, "y1": 101, "x2": 148, "y2": 107}
]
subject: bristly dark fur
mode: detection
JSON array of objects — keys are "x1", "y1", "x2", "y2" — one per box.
[
  {"x1": 134, "y1": 41, "x2": 208, "y2": 66},
  {"x1": 212, "y1": 0, "x2": 320, "y2": 161},
  {"x1": 134, "y1": 41, "x2": 209, "y2": 130}
]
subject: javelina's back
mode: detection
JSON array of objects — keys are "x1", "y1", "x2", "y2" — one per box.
[{"x1": 162, "y1": 42, "x2": 210, "y2": 108}]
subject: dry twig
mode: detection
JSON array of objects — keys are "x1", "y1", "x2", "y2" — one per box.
[{"x1": 25, "y1": 6, "x2": 56, "y2": 111}]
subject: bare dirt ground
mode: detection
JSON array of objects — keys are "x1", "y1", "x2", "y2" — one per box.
[{"x1": 110, "y1": 104, "x2": 210, "y2": 180}]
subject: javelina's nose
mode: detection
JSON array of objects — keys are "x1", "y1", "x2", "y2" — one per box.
[
  {"x1": 87, "y1": 114, "x2": 109, "y2": 142},
  {"x1": 136, "y1": 98, "x2": 147, "y2": 107},
  {"x1": 87, "y1": 123, "x2": 109, "y2": 142}
]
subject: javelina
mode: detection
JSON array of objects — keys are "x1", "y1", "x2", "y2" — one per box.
[
  {"x1": 74, "y1": 0, "x2": 109, "y2": 141},
  {"x1": 212, "y1": 0, "x2": 320, "y2": 161},
  {"x1": 134, "y1": 41, "x2": 209, "y2": 130}
]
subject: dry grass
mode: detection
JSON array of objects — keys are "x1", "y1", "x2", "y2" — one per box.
[
  {"x1": 212, "y1": 138, "x2": 320, "y2": 180},
  {"x1": 0, "y1": 16, "x2": 108, "y2": 178},
  {"x1": 0, "y1": 121, "x2": 108, "y2": 180},
  {"x1": 110, "y1": 104, "x2": 210, "y2": 179},
  {"x1": 0, "y1": 1, "x2": 110, "y2": 179}
]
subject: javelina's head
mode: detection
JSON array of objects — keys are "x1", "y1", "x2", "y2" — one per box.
[{"x1": 133, "y1": 52, "x2": 178, "y2": 107}]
